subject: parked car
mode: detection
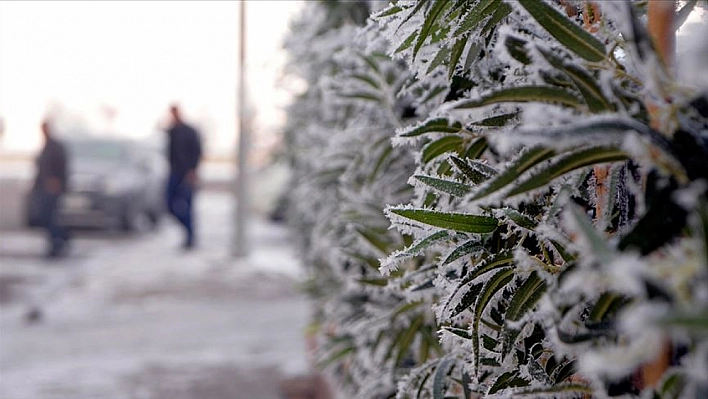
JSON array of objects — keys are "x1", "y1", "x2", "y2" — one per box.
[{"x1": 27, "y1": 137, "x2": 168, "y2": 231}]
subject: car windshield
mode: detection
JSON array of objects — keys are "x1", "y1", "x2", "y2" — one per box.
[{"x1": 67, "y1": 140, "x2": 131, "y2": 163}]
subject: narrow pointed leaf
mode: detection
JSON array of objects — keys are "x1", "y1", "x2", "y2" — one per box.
[
  {"x1": 396, "y1": 314, "x2": 425, "y2": 366},
  {"x1": 504, "y1": 382, "x2": 593, "y2": 396},
  {"x1": 506, "y1": 146, "x2": 628, "y2": 197},
  {"x1": 350, "y1": 73, "x2": 381, "y2": 90},
  {"x1": 469, "y1": 112, "x2": 519, "y2": 127},
  {"x1": 504, "y1": 35, "x2": 531, "y2": 65},
  {"x1": 357, "y1": 277, "x2": 388, "y2": 287},
  {"x1": 451, "y1": 282, "x2": 485, "y2": 317},
  {"x1": 448, "y1": 34, "x2": 470, "y2": 77},
  {"x1": 385, "y1": 230, "x2": 450, "y2": 268},
  {"x1": 400, "y1": 118, "x2": 463, "y2": 137},
  {"x1": 455, "y1": 0, "x2": 499, "y2": 37},
  {"x1": 588, "y1": 292, "x2": 626, "y2": 323},
  {"x1": 455, "y1": 86, "x2": 582, "y2": 109},
  {"x1": 506, "y1": 271, "x2": 547, "y2": 322},
  {"x1": 433, "y1": 357, "x2": 455, "y2": 399},
  {"x1": 481, "y1": 1, "x2": 511, "y2": 34},
  {"x1": 488, "y1": 371, "x2": 529, "y2": 394},
  {"x1": 451, "y1": 156, "x2": 498, "y2": 184},
  {"x1": 422, "y1": 136, "x2": 465, "y2": 163},
  {"x1": 388, "y1": 207, "x2": 498, "y2": 233},
  {"x1": 473, "y1": 267, "x2": 515, "y2": 373},
  {"x1": 413, "y1": 0, "x2": 449, "y2": 59},
  {"x1": 538, "y1": 47, "x2": 613, "y2": 112},
  {"x1": 442, "y1": 326, "x2": 472, "y2": 340},
  {"x1": 497, "y1": 208, "x2": 538, "y2": 230},
  {"x1": 469, "y1": 147, "x2": 556, "y2": 201},
  {"x1": 465, "y1": 137, "x2": 488, "y2": 159},
  {"x1": 415, "y1": 175, "x2": 474, "y2": 196},
  {"x1": 442, "y1": 240, "x2": 483, "y2": 265},
  {"x1": 339, "y1": 91, "x2": 381, "y2": 102},
  {"x1": 518, "y1": 0, "x2": 606, "y2": 62}
]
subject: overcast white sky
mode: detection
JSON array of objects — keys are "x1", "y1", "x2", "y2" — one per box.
[{"x1": 0, "y1": 1, "x2": 303, "y2": 158}]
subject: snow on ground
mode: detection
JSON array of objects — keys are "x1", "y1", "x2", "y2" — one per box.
[{"x1": 0, "y1": 190, "x2": 314, "y2": 399}]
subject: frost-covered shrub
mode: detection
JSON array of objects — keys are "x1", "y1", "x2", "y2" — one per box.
[
  {"x1": 284, "y1": 1, "x2": 708, "y2": 398},
  {"x1": 283, "y1": 2, "x2": 444, "y2": 398}
]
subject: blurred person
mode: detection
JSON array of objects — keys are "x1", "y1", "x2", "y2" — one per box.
[
  {"x1": 165, "y1": 104, "x2": 202, "y2": 249},
  {"x1": 33, "y1": 119, "x2": 69, "y2": 258}
]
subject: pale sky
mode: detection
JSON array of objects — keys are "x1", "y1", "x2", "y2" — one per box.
[{"x1": 0, "y1": 0, "x2": 303, "y2": 158}]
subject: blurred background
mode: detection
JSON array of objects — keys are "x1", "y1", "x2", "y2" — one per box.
[{"x1": 0, "y1": 2, "x2": 326, "y2": 398}]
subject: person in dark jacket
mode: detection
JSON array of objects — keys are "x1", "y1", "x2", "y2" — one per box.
[
  {"x1": 34, "y1": 120, "x2": 69, "y2": 258},
  {"x1": 166, "y1": 104, "x2": 202, "y2": 249}
]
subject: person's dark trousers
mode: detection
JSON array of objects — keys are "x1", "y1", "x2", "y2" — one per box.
[
  {"x1": 166, "y1": 173, "x2": 195, "y2": 248},
  {"x1": 39, "y1": 191, "x2": 68, "y2": 257}
]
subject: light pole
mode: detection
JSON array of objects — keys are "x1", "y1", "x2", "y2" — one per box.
[{"x1": 233, "y1": 0, "x2": 249, "y2": 257}]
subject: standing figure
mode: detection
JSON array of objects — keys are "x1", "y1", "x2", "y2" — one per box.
[
  {"x1": 166, "y1": 104, "x2": 202, "y2": 249},
  {"x1": 33, "y1": 120, "x2": 69, "y2": 258}
]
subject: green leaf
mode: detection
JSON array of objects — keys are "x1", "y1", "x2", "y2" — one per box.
[
  {"x1": 465, "y1": 137, "x2": 488, "y2": 159},
  {"x1": 376, "y1": 4, "x2": 406, "y2": 18},
  {"x1": 388, "y1": 207, "x2": 498, "y2": 234},
  {"x1": 497, "y1": 208, "x2": 538, "y2": 230},
  {"x1": 537, "y1": 47, "x2": 613, "y2": 112},
  {"x1": 480, "y1": 0, "x2": 511, "y2": 34},
  {"x1": 319, "y1": 344, "x2": 355, "y2": 368},
  {"x1": 660, "y1": 310, "x2": 708, "y2": 333},
  {"x1": 448, "y1": 34, "x2": 470, "y2": 77},
  {"x1": 422, "y1": 136, "x2": 466, "y2": 164},
  {"x1": 393, "y1": 300, "x2": 426, "y2": 318},
  {"x1": 455, "y1": 86, "x2": 582, "y2": 109},
  {"x1": 469, "y1": 147, "x2": 556, "y2": 201},
  {"x1": 350, "y1": 73, "x2": 381, "y2": 90},
  {"x1": 472, "y1": 267, "x2": 515, "y2": 373},
  {"x1": 339, "y1": 91, "x2": 381, "y2": 102},
  {"x1": 482, "y1": 334, "x2": 499, "y2": 351},
  {"x1": 451, "y1": 282, "x2": 484, "y2": 317},
  {"x1": 356, "y1": 227, "x2": 393, "y2": 255},
  {"x1": 506, "y1": 146, "x2": 628, "y2": 198},
  {"x1": 661, "y1": 372, "x2": 686, "y2": 399},
  {"x1": 442, "y1": 239, "x2": 483, "y2": 265},
  {"x1": 519, "y1": 0, "x2": 606, "y2": 62},
  {"x1": 388, "y1": 230, "x2": 450, "y2": 263},
  {"x1": 455, "y1": 0, "x2": 499, "y2": 37},
  {"x1": 396, "y1": 0, "x2": 430, "y2": 33},
  {"x1": 468, "y1": 112, "x2": 519, "y2": 127},
  {"x1": 552, "y1": 359, "x2": 577, "y2": 383},
  {"x1": 442, "y1": 326, "x2": 472, "y2": 340},
  {"x1": 567, "y1": 204, "x2": 615, "y2": 265},
  {"x1": 433, "y1": 357, "x2": 455, "y2": 399},
  {"x1": 450, "y1": 156, "x2": 498, "y2": 184},
  {"x1": 427, "y1": 46, "x2": 452, "y2": 74},
  {"x1": 395, "y1": 30, "x2": 419, "y2": 53},
  {"x1": 504, "y1": 35, "x2": 531, "y2": 65},
  {"x1": 357, "y1": 277, "x2": 388, "y2": 287},
  {"x1": 415, "y1": 175, "x2": 474, "y2": 197},
  {"x1": 588, "y1": 292, "x2": 626, "y2": 323},
  {"x1": 369, "y1": 143, "x2": 394, "y2": 183},
  {"x1": 505, "y1": 382, "x2": 593, "y2": 396},
  {"x1": 488, "y1": 371, "x2": 529, "y2": 394},
  {"x1": 396, "y1": 314, "x2": 425, "y2": 366},
  {"x1": 466, "y1": 250, "x2": 515, "y2": 282},
  {"x1": 413, "y1": 0, "x2": 450, "y2": 59},
  {"x1": 506, "y1": 271, "x2": 547, "y2": 322},
  {"x1": 400, "y1": 118, "x2": 463, "y2": 137}
]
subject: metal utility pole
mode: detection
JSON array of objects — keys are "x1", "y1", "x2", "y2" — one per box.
[{"x1": 233, "y1": 1, "x2": 249, "y2": 257}]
